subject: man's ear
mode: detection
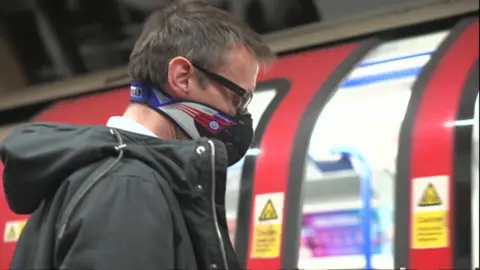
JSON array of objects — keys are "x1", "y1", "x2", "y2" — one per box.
[{"x1": 167, "y1": 57, "x2": 194, "y2": 98}]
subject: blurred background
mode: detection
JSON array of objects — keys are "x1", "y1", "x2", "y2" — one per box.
[
  {"x1": 0, "y1": 0, "x2": 426, "y2": 86},
  {"x1": 0, "y1": 0, "x2": 478, "y2": 269}
]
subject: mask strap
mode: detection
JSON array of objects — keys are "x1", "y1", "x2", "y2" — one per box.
[
  {"x1": 130, "y1": 81, "x2": 175, "y2": 107},
  {"x1": 129, "y1": 81, "x2": 249, "y2": 123}
]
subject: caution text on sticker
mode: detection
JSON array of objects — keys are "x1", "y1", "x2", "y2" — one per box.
[
  {"x1": 251, "y1": 224, "x2": 281, "y2": 258},
  {"x1": 411, "y1": 211, "x2": 448, "y2": 249},
  {"x1": 258, "y1": 199, "x2": 278, "y2": 221},
  {"x1": 418, "y1": 183, "x2": 442, "y2": 207}
]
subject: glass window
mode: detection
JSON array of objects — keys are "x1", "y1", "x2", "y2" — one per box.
[{"x1": 298, "y1": 31, "x2": 450, "y2": 269}]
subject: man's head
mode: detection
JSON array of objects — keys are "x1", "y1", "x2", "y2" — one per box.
[
  {"x1": 126, "y1": 0, "x2": 274, "y2": 165},
  {"x1": 128, "y1": 0, "x2": 275, "y2": 117}
]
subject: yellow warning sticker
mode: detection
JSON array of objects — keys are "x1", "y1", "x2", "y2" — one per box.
[
  {"x1": 251, "y1": 192, "x2": 284, "y2": 259},
  {"x1": 412, "y1": 175, "x2": 449, "y2": 213},
  {"x1": 411, "y1": 176, "x2": 449, "y2": 249},
  {"x1": 258, "y1": 199, "x2": 278, "y2": 221},
  {"x1": 411, "y1": 211, "x2": 448, "y2": 249},
  {"x1": 251, "y1": 223, "x2": 282, "y2": 258},
  {"x1": 3, "y1": 220, "x2": 27, "y2": 243},
  {"x1": 418, "y1": 183, "x2": 442, "y2": 207}
]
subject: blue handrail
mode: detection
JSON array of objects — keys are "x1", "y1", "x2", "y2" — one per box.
[{"x1": 328, "y1": 147, "x2": 373, "y2": 270}]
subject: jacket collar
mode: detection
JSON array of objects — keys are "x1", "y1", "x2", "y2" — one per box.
[{"x1": 106, "y1": 116, "x2": 158, "y2": 138}]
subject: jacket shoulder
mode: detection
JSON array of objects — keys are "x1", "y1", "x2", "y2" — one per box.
[
  {"x1": 55, "y1": 170, "x2": 179, "y2": 269},
  {"x1": 74, "y1": 157, "x2": 167, "y2": 208}
]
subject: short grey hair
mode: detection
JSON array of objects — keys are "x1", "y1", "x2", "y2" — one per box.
[{"x1": 128, "y1": 0, "x2": 275, "y2": 88}]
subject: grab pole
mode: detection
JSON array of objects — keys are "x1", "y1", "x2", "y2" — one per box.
[{"x1": 330, "y1": 147, "x2": 373, "y2": 270}]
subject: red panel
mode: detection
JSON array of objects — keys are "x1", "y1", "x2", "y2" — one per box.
[
  {"x1": 32, "y1": 89, "x2": 129, "y2": 124},
  {"x1": 246, "y1": 43, "x2": 359, "y2": 270},
  {"x1": 408, "y1": 20, "x2": 479, "y2": 269}
]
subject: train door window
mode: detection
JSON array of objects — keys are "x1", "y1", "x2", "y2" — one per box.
[
  {"x1": 472, "y1": 93, "x2": 479, "y2": 269},
  {"x1": 226, "y1": 88, "x2": 278, "y2": 244},
  {"x1": 298, "y1": 30, "x2": 451, "y2": 269}
]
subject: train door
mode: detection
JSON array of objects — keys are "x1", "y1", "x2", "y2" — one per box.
[
  {"x1": 397, "y1": 18, "x2": 478, "y2": 269},
  {"x1": 297, "y1": 31, "x2": 449, "y2": 269}
]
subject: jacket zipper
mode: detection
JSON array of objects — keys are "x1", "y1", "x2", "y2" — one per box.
[{"x1": 207, "y1": 140, "x2": 229, "y2": 270}]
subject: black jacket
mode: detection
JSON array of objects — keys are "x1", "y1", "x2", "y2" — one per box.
[{"x1": 0, "y1": 123, "x2": 239, "y2": 270}]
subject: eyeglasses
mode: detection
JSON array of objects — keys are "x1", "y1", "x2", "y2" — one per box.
[{"x1": 191, "y1": 62, "x2": 253, "y2": 114}]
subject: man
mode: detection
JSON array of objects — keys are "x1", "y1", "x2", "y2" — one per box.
[{"x1": 0, "y1": 0, "x2": 275, "y2": 269}]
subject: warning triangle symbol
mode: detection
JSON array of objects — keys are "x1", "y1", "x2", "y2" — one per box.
[
  {"x1": 258, "y1": 199, "x2": 278, "y2": 221},
  {"x1": 6, "y1": 225, "x2": 16, "y2": 241},
  {"x1": 418, "y1": 183, "x2": 442, "y2": 207}
]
